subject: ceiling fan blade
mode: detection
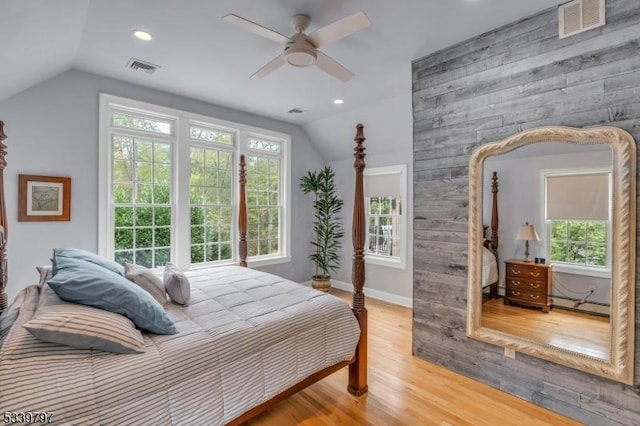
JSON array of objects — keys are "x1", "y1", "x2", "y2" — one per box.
[
  {"x1": 307, "y1": 11, "x2": 371, "y2": 48},
  {"x1": 250, "y1": 54, "x2": 286, "y2": 79},
  {"x1": 222, "y1": 13, "x2": 291, "y2": 44},
  {"x1": 315, "y1": 51, "x2": 354, "y2": 82}
]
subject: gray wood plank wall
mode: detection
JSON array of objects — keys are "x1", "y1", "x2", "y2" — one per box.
[{"x1": 412, "y1": 0, "x2": 640, "y2": 423}]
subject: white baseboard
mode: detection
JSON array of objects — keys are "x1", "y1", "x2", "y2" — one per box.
[
  {"x1": 552, "y1": 298, "x2": 610, "y2": 316},
  {"x1": 302, "y1": 279, "x2": 412, "y2": 308}
]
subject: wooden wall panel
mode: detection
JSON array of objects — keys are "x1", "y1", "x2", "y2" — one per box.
[{"x1": 412, "y1": 0, "x2": 640, "y2": 423}]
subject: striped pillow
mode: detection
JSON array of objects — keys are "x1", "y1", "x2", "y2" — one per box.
[
  {"x1": 124, "y1": 263, "x2": 167, "y2": 306},
  {"x1": 0, "y1": 287, "x2": 30, "y2": 348},
  {"x1": 23, "y1": 288, "x2": 146, "y2": 354}
]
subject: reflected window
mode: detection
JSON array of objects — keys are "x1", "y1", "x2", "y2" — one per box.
[
  {"x1": 549, "y1": 220, "x2": 607, "y2": 267},
  {"x1": 544, "y1": 171, "x2": 611, "y2": 271}
]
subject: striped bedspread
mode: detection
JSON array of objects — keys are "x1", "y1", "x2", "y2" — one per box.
[{"x1": 0, "y1": 266, "x2": 361, "y2": 425}]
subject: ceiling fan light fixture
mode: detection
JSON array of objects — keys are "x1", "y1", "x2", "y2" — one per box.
[
  {"x1": 133, "y1": 30, "x2": 153, "y2": 41},
  {"x1": 284, "y1": 47, "x2": 317, "y2": 67}
]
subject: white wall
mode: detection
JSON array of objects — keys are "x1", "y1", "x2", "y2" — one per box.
[
  {"x1": 308, "y1": 93, "x2": 413, "y2": 303},
  {"x1": 0, "y1": 69, "x2": 324, "y2": 302},
  {"x1": 484, "y1": 146, "x2": 612, "y2": 305}
]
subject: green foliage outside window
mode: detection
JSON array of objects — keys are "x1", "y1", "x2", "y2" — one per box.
[
  {"x1": 189, "y1": 146, "x2": 233, "y2": 264},
  {"x1": 246, "y1": 156, "x2": 281, "y2": 257},
  {"x1": 549, "y1": 220, "x2": 607, "y2": 267},
  {"x1": 113, "y1": 134, "x2": 172, "y2": 268},
  {"x1": 111, "y1": 111, "x2": 287, "y2": 268}
]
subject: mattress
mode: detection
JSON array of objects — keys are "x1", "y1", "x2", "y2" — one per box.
[
  {"x1": 0, "y1": 266, "x2": 361, "y2": 425},
  {"x1": 482, "y1": 246, "x2": 498, "y2": 288}
]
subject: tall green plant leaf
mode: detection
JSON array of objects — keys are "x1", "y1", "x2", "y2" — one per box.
[{"x1": 300, "y1": 166, "x2": 344, "y2": 277}]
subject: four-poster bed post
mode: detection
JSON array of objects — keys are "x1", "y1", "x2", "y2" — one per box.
[
  {"x1": 348, "y1": 123, "x2": 368, "y2": 395},
  {"x1": 483, "y1": 171, "x2": 499, "y2": 298},
  {"x1": 0, "y1": 121, "x2": 7, "y2": 313},
  {"x1": 238, "y1": 154, "x2": 248, "y2": 267}
]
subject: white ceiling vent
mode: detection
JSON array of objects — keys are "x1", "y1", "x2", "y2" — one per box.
[
  {"x1": 559, "y1": 0, "x2": 605, "y2": 39},
  {"x1": 126, "y1": 58, "x2": 160, "y2": 74}
]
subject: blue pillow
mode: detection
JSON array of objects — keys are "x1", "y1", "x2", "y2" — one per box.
[
  {"x1": 53, "y1": 248, "x2": 125, "y2": 276},
  {"x1": 48, "y1": 256, "x2": 177, "y2": 335}
]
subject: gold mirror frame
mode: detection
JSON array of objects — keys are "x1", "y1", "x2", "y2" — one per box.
[{"x1": 467, "y1": 126, "x2": 636, "y2": 384}]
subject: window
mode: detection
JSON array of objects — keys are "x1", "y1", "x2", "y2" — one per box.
[
  {"x1": 544, "y1": 171, "x2": 611, "y2": 274},
  {"x1": 111, "y1": 115, "x2": 174, "y2": 268},
  {"x1": 189, "y1": 125, "x2": 235, "y2": 264},
  {"x1": 364, "y1": 165, "x2": 407, "y2": 269},
  {"x1": 99, "y1": 95, "x2": 290, "y2": 269},
  {"x1": 246, "y1": 136, "x2": 282, "y2": 258}
]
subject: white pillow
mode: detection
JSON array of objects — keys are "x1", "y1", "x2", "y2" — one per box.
[{"x1": 163, "y1": 263, "x2": 191, "y2": 305}]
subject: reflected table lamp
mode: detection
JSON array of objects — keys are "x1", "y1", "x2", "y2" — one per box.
[{"x1": 517, "y1": 222, "x2": 540, "y2": 262}]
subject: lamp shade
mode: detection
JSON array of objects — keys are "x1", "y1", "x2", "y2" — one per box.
[{"x1": 517, "y1": 222, "x2": 540, "y2": 241}]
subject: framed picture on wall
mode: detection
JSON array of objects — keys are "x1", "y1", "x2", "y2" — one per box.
[{"x1": 18, "y1": 174, "x2": 71, "y2": 222}]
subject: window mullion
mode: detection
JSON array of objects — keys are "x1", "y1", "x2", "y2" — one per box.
[{"x1": 175, "y1": 117, "x2": 191, "y2": 269}]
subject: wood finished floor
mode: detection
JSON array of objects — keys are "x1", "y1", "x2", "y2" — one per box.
[
  {"x1": 245, "y1": 290, "x2": 581, "y2": 426},
  {"x1": 482, "y1": 298, "x2": 610, "y2": 360}
]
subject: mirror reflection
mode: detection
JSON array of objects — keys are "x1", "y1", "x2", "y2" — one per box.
[
  {"x1": 480, "y1": 142, "x2": 613, "y2": 361},
  {"x1": 467, "y1": 126, "x2": 636, "y2": 384}
]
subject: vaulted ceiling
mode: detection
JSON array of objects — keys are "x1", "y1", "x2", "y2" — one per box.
[{"x1": 2, "y1": 0, "x2": 566, "y2": 157}]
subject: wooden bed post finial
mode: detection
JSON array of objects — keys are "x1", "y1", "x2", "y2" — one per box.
[
  {"x1": 0, "y1": 121, "x2": 7, "y2": 312},
  {"x1": 352, "y1": 123, "x2": 366, "y2": 311},
  {"x1": 348, "y1": 123, "x2": 368, "y2": 396},
  {"x1": 490, "y1": 171, "x2": 499, "y2": 252},
  {"x1": 239, "y1": 154, "x2": 248, "y2": 267}
]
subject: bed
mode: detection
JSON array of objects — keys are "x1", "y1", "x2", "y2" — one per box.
[
  {"x1": 0, "y1": 121, "x2": 370, "y2": 425},
  {"x1": 482, "y1": 171, "x2": 499, "y2": 298}
]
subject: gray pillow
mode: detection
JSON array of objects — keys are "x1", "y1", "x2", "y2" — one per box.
[
  {"x1": 48, "y1": 255, "x2": 177, "y2": 335},
  {"x1": 53, "y1": 247, "x2": 125, "y2": 276},
  {"x1": 124, "y1": 263, "x2": 167, "y2": 306},
  {"x1": 23, "y1": 287, "x2": 146, "y2": 354},
  {"x1": 36, "y1": 265, "x2": 52, "y2": 288},
  {"x1": 164, "y1": 263, "x2": 190, "y2": 305}
]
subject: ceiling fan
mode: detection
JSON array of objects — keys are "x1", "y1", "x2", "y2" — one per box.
[{"x1": 222, "y1": 11, "x2": 371, "y2": 82}]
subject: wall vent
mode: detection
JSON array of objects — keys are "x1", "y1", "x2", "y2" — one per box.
[
  {"x1": 559, "y1": 0, "x2": 605, "y2": 39},
  {"x1": 126, "y1": 58, "x2": 160, "y2": 74}
]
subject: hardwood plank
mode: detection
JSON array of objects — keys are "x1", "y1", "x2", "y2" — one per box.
[
  {"x1": 481, "y1": 298, "x2": 610, "y2": 360},
  {"x1": 245, "y1": 291, "x2": 581, "y2": 426}
]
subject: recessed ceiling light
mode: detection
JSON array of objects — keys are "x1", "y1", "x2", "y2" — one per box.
[
  {"x1": 333, "y1": 99, "x2": 344, "y2": 105},
  {"x1": 133, "y1": 30, "x2": 153, "y2": 41}
]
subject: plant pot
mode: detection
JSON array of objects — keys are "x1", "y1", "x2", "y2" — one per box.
[{"x1": 312, "y1": 275, "x2": 331, "y2": 292}]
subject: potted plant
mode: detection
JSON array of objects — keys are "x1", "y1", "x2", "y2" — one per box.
[{"x1": 300, "y1": 166, "x2": 344, "y2": 291}]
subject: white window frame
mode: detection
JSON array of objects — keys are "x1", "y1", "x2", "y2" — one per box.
[
  {"x1": 541, "y1": 168, "x2": 612, "y2": 278},
  {"x1": 364, "y1": 164, "x2": 407, "y2": 270},
  {"x1": 244, "y1": 132, "x2": 287, "y2": 262},
  {"x1": 99, "y1": 94, "x2": 291, "y2": 270}
]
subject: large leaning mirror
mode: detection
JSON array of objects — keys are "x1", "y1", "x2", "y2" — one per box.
[{"x1": 467, "y1": 126, "x2": 636, "y2": 384}]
